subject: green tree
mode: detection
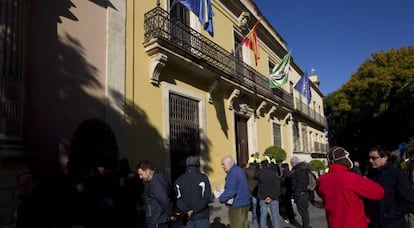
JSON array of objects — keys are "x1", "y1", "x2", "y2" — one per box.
[
  {"x1": 265, "y1": 145, "x2": 287, "y2": 163},
  {"x1": 325, "y1": 46, "x2": 414, "y2": 159}
]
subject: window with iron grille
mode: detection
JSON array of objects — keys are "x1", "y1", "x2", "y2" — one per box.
[
  {"x1": 302, "y1": 125, "x2": 308, "y2": 153},
  {"x1": 169, "y1": 93, "x2": 200, "y2": 179},
  {"x1": 272, "y1": 122, "x2": 281, "y2": 147},
  {"x1": 293, "y1": 121, "x2": 300, "y2": 152},
  {"x1": 0, "y1": 0, "x2": 27, "y2": 140}
]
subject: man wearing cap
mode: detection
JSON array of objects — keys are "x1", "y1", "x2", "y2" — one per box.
[
  {"x1": 290, "y1": 156, "x2": 311, "y2": 228},
  {"x1": 365, "y1": 146, "x2": 414, "y2": 228},
  {"x1": 174, "y1": 156, "x2": 211, "y2": 228},
  {"x1": 317, "y1": 147, "x2": 384, "y2": 228}
]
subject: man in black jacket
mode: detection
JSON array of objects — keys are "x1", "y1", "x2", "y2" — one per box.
[
  {"x1": 365, "y1": 147, "x2": 414, "y2": 228},
  {"x1": 254, "y1": 160, "x2": 282, "y2": 228},
  {"x1": 291, "y1": 156, "x2": 311, "y2": 228},
  {"x1": 137, "y1": 161, "x2": 174, "y2": 228},
  {"x1": 174, "y1": 156, "x2": 212, "y2": 228}
]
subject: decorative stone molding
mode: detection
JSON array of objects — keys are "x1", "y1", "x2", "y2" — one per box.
[
  {"x1": 208, "y1": 80, "x2": 220, "y2": 104},
  {"x1": 255, "y1": 101, "x2": 267, "y2": 118},
  {"x1": 239, "y1": 103, "x2": 254, "y2": 115},
  {"x1": 238, "y1": 12, "x2": 250, "y2": 30},
  {"x1": 283, "y1": 113, "x2": 293, "y2": 125},
  {"x1": 267, "y1": 106, "x2": 277, "y2": 121},
  {"x1": 228, "y1": 89, "x2": 240, "y2": 110},
  {"x1": 149, "y1": 53, "x2": 168, "y2": 86}
]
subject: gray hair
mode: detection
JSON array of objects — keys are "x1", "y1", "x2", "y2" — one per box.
[{"x1": 222, "y1": 155, "x2": 234, "y2": 165}]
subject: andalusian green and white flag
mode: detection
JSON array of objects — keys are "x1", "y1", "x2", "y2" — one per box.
[{"x1": 269, "y1": 52, "x2": 291, "y2": 89}]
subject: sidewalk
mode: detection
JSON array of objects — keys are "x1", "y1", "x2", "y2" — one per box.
[{"x1": 209, "y1": 198, "x2": 327, "y2": 228}]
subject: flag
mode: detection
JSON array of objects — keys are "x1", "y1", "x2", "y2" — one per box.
[
  {"x1": 269, "y1": 52, "x2": 291, "y2": 88},
  {"x1": 178, "y1": 0, "x2": 214, "y2": 36},
  {"x1": 242, "y1": 21, "x2": 260, "y2": 66},
  {"x1": 294, "y1": 71, "x2": 312, "y2": 104}
]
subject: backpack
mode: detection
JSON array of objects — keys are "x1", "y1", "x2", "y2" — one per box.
[{"x1": 307, "y1": 171, "x2": 317, "y2": 191}]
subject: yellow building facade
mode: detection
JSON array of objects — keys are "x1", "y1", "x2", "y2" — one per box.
[
  {"x1": 126, "y1": 0, "x2": 327, "y2": 189},
  {"x1": 0, "y1": 0, "x2": 327, "y2": 224}
]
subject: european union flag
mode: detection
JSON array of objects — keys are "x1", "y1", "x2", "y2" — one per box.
[
  {"x1": 178, "y1": 0, "x2": 214, "y2": 36},
  {"x1": 294, "y1": 71, "x2": 312, "y2": 104}
]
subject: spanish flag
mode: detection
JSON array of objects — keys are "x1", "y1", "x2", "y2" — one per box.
[{"x1": 242, "y1": 21, "x2": 260, "y2": 66}]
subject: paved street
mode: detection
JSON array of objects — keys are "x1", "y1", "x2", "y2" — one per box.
[{"x1": 209, "y1": 197, "x2": 327, "y2": 228}]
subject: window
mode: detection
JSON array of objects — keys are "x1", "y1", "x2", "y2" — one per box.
[
  {"x1": 0, "y1": 0, "x2": 27, "y2": 139},
  {"x1": 302, "y1": 125, "x2": 308, "y2": 152},
  {"x1": 292, "y1": 121, "x2": 300, "y2": 152},
  {"x1": 269, "y1": 61, "x2": 275, "y2": 75},
  {"x1": 169, "y1": 93, "x2": 200, "y2": 180},
  {"x1": 272, "y1": 123, "x2": 281, "y2": 147}
]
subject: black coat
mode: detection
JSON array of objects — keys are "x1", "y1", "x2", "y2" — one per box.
[
  {"x1": 145, "y1": 171, "x2": 173, "y2": 224},
  {"x1": 365, "y1": 162, "x2": 414, "y2": 228},
  {"x1": 291, "y1": 162, "x2": 310, "y2": 198},
  {"x1": 254, "y1": 167, "x2": 281, "y2": 200},
  {"x1": 174, "y1": 166, "x2": 211, "y2": 220}
]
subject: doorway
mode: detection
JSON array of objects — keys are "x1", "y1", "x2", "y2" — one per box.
[{"x1": 235, "y1": 114, "x2": 249, "y2": 167}]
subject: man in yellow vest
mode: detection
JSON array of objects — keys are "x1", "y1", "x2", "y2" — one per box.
[{"x1": 248, "y1": 152, "x2": 261, "y2": 166}]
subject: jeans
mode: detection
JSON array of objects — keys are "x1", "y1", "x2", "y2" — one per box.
[
  {"x1": 147, "y1": 223, "x2": 169, "y2": 228},
  {"x1": 251, "y1": 195, "x2": 258, "y2": 222},
  {"x1": 259, "y1": 200, "x2": 281, "y2": 228},
  {"x1": 183, "y1": 218, "x2": 210, "y2": 228}
]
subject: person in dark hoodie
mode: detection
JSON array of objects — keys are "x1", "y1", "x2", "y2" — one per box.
[
  {"x1": 365, "y1": 146, "x2": 414, "y2": 228},
  {"x1": 174, "y1": 156, "x2": 212, "y2": 228},
  {"x1": 254, "y1": 160, "x2": 282, "y2": 228},
  {"x1": 291, "y1": 156, "x2": 311, "y2": 228}
]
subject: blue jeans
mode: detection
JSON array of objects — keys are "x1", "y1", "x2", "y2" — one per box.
[
  {"x1": 183, "y1": 218, "x2": 210, "y2": 228},
  {"x1": 147, "y1": 223, "x2": 169, "y2": 228},
  {"x1": 260, "y1": 200, "x2": 281, "y2": 228},
  {"x1": 251, "y1": 195, "x2": 258, "y2": 222}
]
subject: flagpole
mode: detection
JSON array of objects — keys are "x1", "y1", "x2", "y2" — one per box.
[{"x1": 240, "y1": 18, "x2": 262, "y2": 45}]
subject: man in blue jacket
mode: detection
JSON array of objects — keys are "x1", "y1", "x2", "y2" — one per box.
[
  {"x1": 219, "y1": 155, "x2": 250, "y2": 228},
  {"x1": 137, "y1": 161, "x2": 174, "y2": 228}
]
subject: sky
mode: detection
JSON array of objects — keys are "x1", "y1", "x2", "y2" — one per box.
[{"x1": 253, "y1": 0, "x2": 414, "y2": 95}]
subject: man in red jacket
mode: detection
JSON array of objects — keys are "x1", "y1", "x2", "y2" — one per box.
[{"x1": 317, "y1": 147, "x2": 384, "y2": 228}]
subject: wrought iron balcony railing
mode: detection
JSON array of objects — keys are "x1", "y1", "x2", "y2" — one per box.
[
  {"x1": 313, "y1": 142, "x2": 329, "y2": 153},
  {"x1": 144, "y1": 7, "x2": 293, "y2": 108},
  {"x1": 294, "y1": 97, "x2": 327, "y2": 127}
]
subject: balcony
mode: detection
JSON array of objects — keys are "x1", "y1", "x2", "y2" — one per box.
[
  {"x1": 313, "y1": 142, "x2": 328, "y2": 153},
  {"x1": 143, "y1": 7, "x2": 293, "y2": 109},
  {"x1": 294, "y1": 98, "x2": 327, "y2": 127}
]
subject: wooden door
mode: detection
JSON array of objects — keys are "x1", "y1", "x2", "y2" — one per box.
[{"x1": 235, "y1": 115, "x2": 249, "y2": 167}]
